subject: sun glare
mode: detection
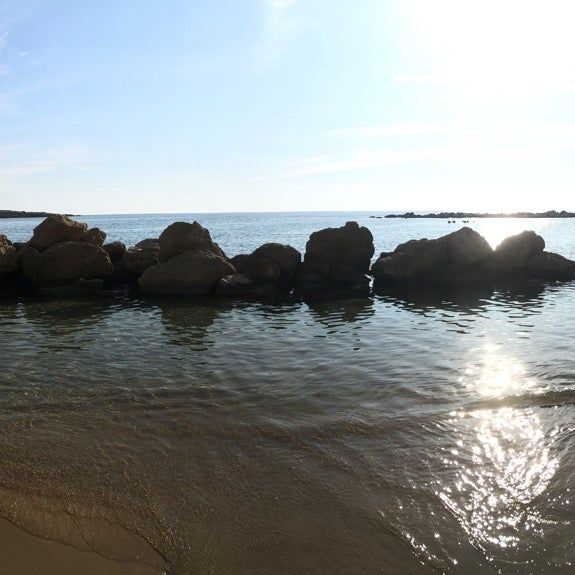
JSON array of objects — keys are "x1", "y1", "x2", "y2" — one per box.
[{"x1": 405, "y1": 0, "x2": 575, "y2": 105}]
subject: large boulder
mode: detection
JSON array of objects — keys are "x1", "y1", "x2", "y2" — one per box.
[
  {"x1": 0, "y1": 235, "x2": 16, "y2": 276},
  {"x1": 139, "y1": 250, "x2": 235, "y2": 296},
  {"x1": 158, "y1": 222, "x2": 225, "y2": 262},
  {"x1": 22, "y1": 242, "x2": 114, "y2": 285},
  {"x1": 29, "y1": 215, "x2": 88, "y2": 251},
  {"x1": 372, "y1": 227, "x2": 493, "y2": 285},
  {"x1": 304, "y1": 221, "x2": 374, "y2": 274},
  {"x1": 252, "y1": 243, "x2": 301, "y2": 277},
  {"x1": 488, "y1": 231, "x2": 545, "y2": 270},
  {"x1": 85, "y1": 227, "x2": 107, "y2": 246}
]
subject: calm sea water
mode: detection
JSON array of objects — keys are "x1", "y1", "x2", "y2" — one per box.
[{"x1": 1, "y1": 213, "x2": 575, "y2": 574}]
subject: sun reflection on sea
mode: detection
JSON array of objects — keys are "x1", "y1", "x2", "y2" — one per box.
[{"x1": 439, "y1": 346, "x2": 559, "y2": 559}]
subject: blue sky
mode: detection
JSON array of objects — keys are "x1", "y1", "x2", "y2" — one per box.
[{"x1": 1, "y1": 0, "x2": 575, "y2": 214}]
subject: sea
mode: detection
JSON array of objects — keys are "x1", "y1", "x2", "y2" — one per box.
[{"x1": 1, "y1": 212, "x2": 575, "y2": 574}]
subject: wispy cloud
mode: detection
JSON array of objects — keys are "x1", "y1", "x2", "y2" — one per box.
[
  {"x1": 0, "y1": 144, "x2": 95, "y2": 177},
  {"x1": 257, "y1": 0, "x2": 301, "y2": 67}
]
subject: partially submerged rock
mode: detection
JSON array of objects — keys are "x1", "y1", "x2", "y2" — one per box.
[
  {"x1": 372, "y1": 227, "x2": 575, "y2": 287},
  {"x1": 216, "y1": 273, "x2": 277, "y2": 298},
  {"x1": 85, "y1": 227, "x2": 107, "y2": 246},
  {"x1": 123, "y1": 246, "x2": 160, "y2": 276},
  {"x1": 22, "y1": 242, "x2": 114, "y2": 286},
  {"x1": 297, "y1": 221, "x2": 373, "y2": 292},
  {"x1": 103, "y1": 241, "x2": 127, "y2": 265}
]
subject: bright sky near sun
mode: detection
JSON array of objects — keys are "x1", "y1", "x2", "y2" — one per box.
[{"x1": 1, "y1": 0, "x2": 575, "y2": 214}]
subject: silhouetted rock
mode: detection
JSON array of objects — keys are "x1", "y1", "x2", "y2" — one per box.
[
  {"x1": 372, "y1": 227, "x2": 492, "y2": 284},
  {"x1": 304, "y1": 221, "x2": 374, "y2": 273},
  {"x1": 139, "y1": 250, "x2": 235, "y2": 295},
  {"x1": 0, "y1": 235, "x2": 16, "y2": 276},
  {"x1": 29, "y1": 214, "x2": 88, "y2": 251},
  {"x1": 159, "y1": 222, "x2": 225, "y2": 262},
  {"x1": 22, "y1": 242, "x2": 114, "y2": 286},
  {"x1": 38, "y1": 278, "x2": 105, "y2": 297},
  {"x1": 103, "y1": 241, "x2": 127, "y2": 264},
  {"x1": 85, "y1": 227, "x2": 107, "y2": 246},
  {"x1": 123, "y1": 246, "x2": 160, "y2": 275},
  {"x1": 372, "y1": 227, "x2": 575, "y2": 286},
  {"x1": 297, "y1": 221, "x2": 374, "y2": 292},
  {"x1": 487, "y1": 231, "x2": 545, "y2": 270},
  {"x1": 526, "y1": 251, "x2": 575, "y2": 280},
  {"x1": 252, "y1": 243, "x2": 301, "y2": 279}
]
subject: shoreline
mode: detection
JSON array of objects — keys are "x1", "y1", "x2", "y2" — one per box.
[
  {"x1": 384, "y1": 210, "x2": 575, "y2": 219},
  {"x1": 0, "y1": 518, "x2": 164, "y2": 575}
]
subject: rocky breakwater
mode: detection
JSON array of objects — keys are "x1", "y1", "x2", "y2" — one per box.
[
  {"x1": 371, "y1": 226, "x2": 575, "y2": 288},
  {"x1": 295, "y1": 221, "x2": 374, "y2": 295}
]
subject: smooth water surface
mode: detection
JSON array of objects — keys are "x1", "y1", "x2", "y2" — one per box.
[{"x1": 1, "y1": 213, "x2": 575, "y2": 573}]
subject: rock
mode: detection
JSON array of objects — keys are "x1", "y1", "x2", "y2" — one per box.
[
  {"x1": 488, "y1": 231, "x2": 545, "y2": 269},
  {"x1": 371, "y1": 227, "x2": 493, "y2": 285},
  {"x1": 328, "y1": 263, "x2": 370, "y2": 288},
  {"x1": 85, "y1": 227, "x2": 107, "y2": 246},
  {"x1": 139, "y1": 250, "x2": 236, "y2": 295},
  {"x1": 123, "y1": 246, "x2": 159, "y2": 275},
  {"x1": 22, "y1": 242, "x2": 114, "y2": 286},
  {"x1": 0, "y1": 235, "x2": 16, "y2": 276},
  {"x1": 294, "y1": 271, "x2": 330, "y2": 292},
  {"x1": 216, "y1": 274, "x2": 277, "y2": 297},
  {"x1": 441, "y1": 227, "x2": 493, "y2": 265},
  {"x1": 103, "y1": 241, "x2": 127, "y2": 264},
  {"x1": 526, "y1": 251, "x2": 575, "y2": 280},
  {"x1": 158, "y1": 222, "x2": 225, "y2": 262},
  {"x1": 135, "y1": 238, "x2": 160, "y2": 250},
  {"x1": 304, "y1": 221, "x2": 374, "y2": 274},
  {"x1": 29, "y1": 215, "x2": 88, "y2": 251},
  {"x1": 230, "y1": 254, "x2": 282, "y2": 283},
  {"x1": 252, "y1": 243, "x2": 301, "y2": 277}
]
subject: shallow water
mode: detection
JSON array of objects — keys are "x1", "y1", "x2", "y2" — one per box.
[{"x1": 1, "y1": 213, "x2": 575, "y2": 573}]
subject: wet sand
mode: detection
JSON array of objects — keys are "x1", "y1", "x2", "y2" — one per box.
[{"x1": 0, "y1": 519, "x2": 165, "y2": 575}]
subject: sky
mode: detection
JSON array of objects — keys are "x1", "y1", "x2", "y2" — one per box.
[{"x1": 1, "y1": 0, "x2": 575, "y2": 214}]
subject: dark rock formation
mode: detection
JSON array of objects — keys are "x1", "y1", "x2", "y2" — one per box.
[
  {"x1": 297, "y1": 221, "x2": 373, "y2": 292},
  {"x1": 29, "y1": 214, "x2": 88, "y2": 251},
  {"x1": 139, "y1": 250, "x2": 235, "y2": 295},
  {"x1": 22, "y1": 242, "x2": 114, "y2": 286},
  {"x1": 372, "y1": 227, "x2": 575, "y2": 287},
  {"x1": 0, "y1": 235, "x2": 16, "y2": 276},
  {"x1": 230, "y1": 254, "x2": 282, "y2": 284}
]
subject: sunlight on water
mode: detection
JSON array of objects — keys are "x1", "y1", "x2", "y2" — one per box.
[
  {"x1": 439, "y1": 347, "x2": 559, "y2": 560},
  {"x1": 460, "y1": 343, "x2": 543, "y2": 399}
]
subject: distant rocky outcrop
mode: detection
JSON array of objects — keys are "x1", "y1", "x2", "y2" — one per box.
[
  {"x1": 296, "y1": 221, "x2": 374, "y2": 293},
  {"x1": 139, "y1": 222, "x2": 234, "y2": 295},
  {"x1": 385, "y1": 210, "x2": 575, "y2": 219},
  {"x1": 372, "y1": 227, "x2": 575, "y2": 287},
  {"x1": 0, "y1": 210, "x2": 73, "y2": 219}
]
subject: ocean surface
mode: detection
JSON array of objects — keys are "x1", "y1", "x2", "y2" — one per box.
[{"x1": 1, "y1": 212, "x2": 575, "y2": 574}]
